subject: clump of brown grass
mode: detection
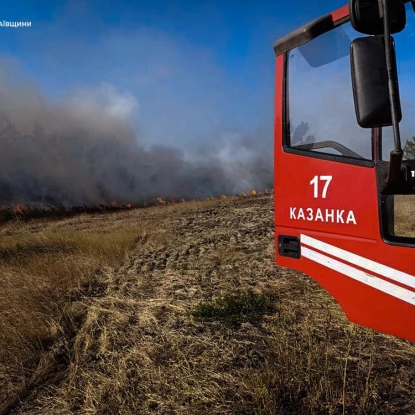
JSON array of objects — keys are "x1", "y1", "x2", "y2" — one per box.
[{"x1": 394, "y1": 195, "x2": 415, "y2": 237}]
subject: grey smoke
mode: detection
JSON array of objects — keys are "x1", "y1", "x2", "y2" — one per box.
[{"x1": 0, "y1": 72, "x2": 273, "y2": 206}]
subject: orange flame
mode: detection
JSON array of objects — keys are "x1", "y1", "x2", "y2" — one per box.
[
  {"x1": 157, "y1": 197, "x2": 167, "y2": 206},
  {"x1": 251, "y1": 189, "x2": 257, "y2": 196},
  {"x1": 12, "y1": 204, "x2": 23, "y2": 214},
  {"x1": 110, "y1": 201, "x2": 132, "y2": 209}
]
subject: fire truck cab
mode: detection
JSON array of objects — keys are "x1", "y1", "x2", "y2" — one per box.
[{"x1": 273, "y1": 0, "x2": 415, "y2": 342}]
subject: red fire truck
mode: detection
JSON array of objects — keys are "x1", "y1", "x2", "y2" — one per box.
[{"x1": 273, "y1": 0, "x2": 415, "y2": 342}]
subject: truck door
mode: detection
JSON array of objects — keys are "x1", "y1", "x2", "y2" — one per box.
[{"x1": 273, "y1": 5, "x2": 415, "y2": 342}]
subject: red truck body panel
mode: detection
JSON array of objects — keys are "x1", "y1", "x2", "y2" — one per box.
[{"x1": 274, "y1": 5, "x2": 415, "y2": 342}]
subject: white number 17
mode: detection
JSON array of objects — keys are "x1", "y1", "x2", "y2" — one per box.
[{"x1": 310, "y1": 175, "x2": 332, "y2": 199}]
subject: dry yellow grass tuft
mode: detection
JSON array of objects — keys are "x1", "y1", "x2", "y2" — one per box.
[
  {"x1": 1, "y1": 193, "x2": 415, "y2": 415},
  {"x1": 0, "y1": 215, "x2": 147, "y2": 413},
  {"x1": 394, "y1": 195, "x2": 415, "y2": 237}
]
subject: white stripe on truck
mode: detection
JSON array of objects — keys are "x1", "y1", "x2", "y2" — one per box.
[
  {"x1": 301, "y1": 246, "x2": 415, "y2": 306},
  {"x1": 300, "y1": 234, "x2": 415, "y2": 290}
]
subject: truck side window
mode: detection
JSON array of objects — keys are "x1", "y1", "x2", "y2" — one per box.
[{"x1": 286, "y1": 21, "x2": 372, "y2": 161}]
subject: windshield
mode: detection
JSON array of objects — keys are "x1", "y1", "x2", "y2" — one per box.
[{"x1": 288, "y1": 21, "x2": 372, "y2": 160}]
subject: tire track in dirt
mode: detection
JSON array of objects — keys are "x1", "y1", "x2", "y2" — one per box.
[{"x1": 110, "y1": 195, "x2": 276, "y2": 307}]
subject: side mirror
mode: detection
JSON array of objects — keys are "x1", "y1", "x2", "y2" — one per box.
[
  {"x1": 350, "y1": 35, "x2": 402, "y2": 128},
  {"x1": 350, "y1": 0, "x2": 406, "y2": 35}
]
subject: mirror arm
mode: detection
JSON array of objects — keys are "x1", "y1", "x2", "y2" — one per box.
[{"x1": 381, "y1": 0, "x2": 404, "y2": 185}]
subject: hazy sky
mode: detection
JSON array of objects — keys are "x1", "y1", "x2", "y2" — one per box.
[
  {"x1": 0, "y1": 0, "x2": 413, "y2": 205},
  {"x1": 0, "y1": 0, "x2": 348, "y2": 148}
]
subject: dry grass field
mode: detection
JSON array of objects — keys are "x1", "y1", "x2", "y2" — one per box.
[{"x1": 1, "y1": 193, "x2": 414, "y2": 415}]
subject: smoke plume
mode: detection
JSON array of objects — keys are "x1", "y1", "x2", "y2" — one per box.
[{"x1": 0, "y1": 70, "x2": 273, "y2": 206}]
